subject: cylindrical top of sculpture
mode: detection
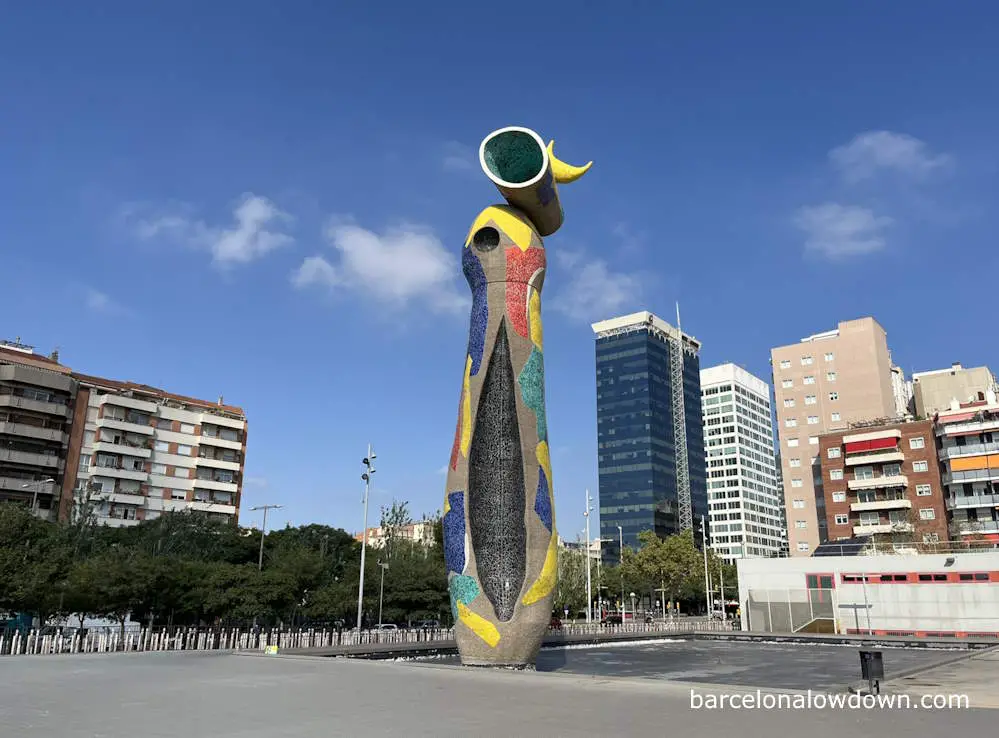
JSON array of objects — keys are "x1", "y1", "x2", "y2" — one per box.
[{"x1": 444, "y1": 126, "x2": 591, "y2": 667}]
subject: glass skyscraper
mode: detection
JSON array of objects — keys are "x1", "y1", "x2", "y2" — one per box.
[{"x1": 592, "y1": 312, "x2": 708, "y2": 565}]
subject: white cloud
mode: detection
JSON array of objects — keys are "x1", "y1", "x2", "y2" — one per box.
[
  {"x1": 84, "y1": 288, "x2": 130, "y2": 316},
  {"x1": 549, "y1": 250, "x2": 643, "y2": 322},
  {"x1": 442, "y1": 141, "x2": 476, "y2": 173},
  {"x1": 126, "y1": 193, "x2": 293, "y2": 267},
  {"x1": 829, "y1": 131, "x2": 951, "y2": 183},
  {"x1": 794, "y1": 203, "x2": 893, "y2": 259},
  {"x1": 291, "y1": 220, "x2": 467, "y2": 313}
]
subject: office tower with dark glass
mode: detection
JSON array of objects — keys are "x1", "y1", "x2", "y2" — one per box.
[{"x1": 592, "y1": 312, "x2": 707, "y2": 565}]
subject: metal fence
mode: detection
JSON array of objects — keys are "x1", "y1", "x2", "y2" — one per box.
[{"x1": 1, "y1": 617, "x2": 731, "y2": 657}]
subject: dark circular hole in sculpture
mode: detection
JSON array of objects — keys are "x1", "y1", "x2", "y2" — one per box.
[{"x1": 473, "y1": 227, "x2": 500, "y2": 252}]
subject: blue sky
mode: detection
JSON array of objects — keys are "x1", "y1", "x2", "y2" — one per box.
[{"x1": 3, "y1": 2, "x2": 998, "y2": 537}]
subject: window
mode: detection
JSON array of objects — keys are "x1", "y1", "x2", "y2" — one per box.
[
  {"x1": 795, "y1": 520, "x2": 807, "y2": 529},
  {"x1": 784, "y1": 398, "x2": 795, "y2": 408},
  {"x1": 172, "y1": 467, "x2": 189, "y2": 478},
  {"x1": 785, "y1": 418, "x2": 798, "y2": 428},
  {"x1": 84, "y1": 430, "x2": 95, "y2": 445},
  {"x1": 883, "y1": 463, "x2": 902, "y2": 477},
  {"x1": 919, "y1": 508, "x2": 936, "y2": 521},
  {"x1": 779, "y1": 359, "x2": 791, "y2": 369},
  {"x1": 156, "y1": 418, "x2": 173, "y2": 430},
  {"x1": 832, "y1": 491, "x2": 846, "y2": 502},
  {"x1": 154, "y1": 441, "x2": 169, "y2": 452},
  {"x1": 858, "y1": 512, "x2": 880, "y2": 525},
  {"x1": 830, "y1": 469, "x2": 843, "y2": 480},
  {"x1": 834, "y1": 514, "x2": 849, "y2": 525},
  {"x1": 922, "y1": 533, "x2": 940, "y2": 544},
  {"x1": 913, "y1": 461, "x2": 929, "y2": 473},
  {"x1": 792, "y1": 498, "x2": 806, "y2": 509},
  {"x1": 916, "y1": 484, "x2": 932, "y2": 496},
  {"x1": 791, "y1": 479, "x2": 803, "y2": 488},
  {"x1": 151, "y1": 463, "x2": 167, "y2": 475},
  {"x1": 910, "y1": 437, "x2": 925, "y2": 450},
  {"x1": 809, "y1": 436, "x2": 818, "y2": 445},
  {"x1": 797, "y1": 542, "x2": 810, "y2": 552},
  {"x1": 171, "y1": 490, "x2": 186, "y2": 500},
  {"x1": 803, "y1": 376, "x2": 815, "y2": 385},
  {"x1": 801, "y1": 356, "x2": 813, "y2": 366},
  {"x1": 824, "y1": 352, "x2": 834, "y2": 361},
  {"x1": 854, "y1": 466, "x2": 874, "y2": 480},
  {"x1": 826, "y1": 371, "x2": 837, "y2": 381},
  {"x1": 807, "y1": 416, "x2": 819, "y2": 425},
  {"x1": 827, "y1": 447, "x2": 841, "y2": 459},
  {"x1": 782, "y1": 379, "x2": 793, "y2": 389},
  {"x1": 828, "y1": 392, "x2": 838, "y2": 401},
  {"x1": 805, "y1": 395, "x2": 816, "y2": 405},
  {"x1": 86, "y1": 407, "x2": 99, "y2": 422},
  {"x1": 831, "y1": 412, "x2": 841, "y2": 422},
  {"x1": 787, "y1": 438, "x2": 799, "y2": 448},
  {"x1": 180, "y1": 423, "x2": 195, "y2": 434},
  {"x1": 789, "y1": 458, "x2": 801, "y2": 468},
  {"x1": 177, "y1": 444, "x2": 192, "y2": 456}
]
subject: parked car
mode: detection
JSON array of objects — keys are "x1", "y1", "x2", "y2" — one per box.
[
  {"x1": 549, "y1": 615, "x2": 562, "y2": 630},
  {"x1": 418, "y1": 620, "x2": 441, "y2": 629},
  {"x1": 601, "y1": 613, "x2": 622, "y2": 625},
  {"x1": 375, "y1": 623, "x2": 398, "y2": 631}
]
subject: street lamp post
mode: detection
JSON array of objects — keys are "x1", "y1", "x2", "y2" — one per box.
[
  {"x1": 617, "y1": 525, "x2": 624, "y2": 619},
  {"x1": 377, "y1": 560, "x2": 389, "y2": 626},
  {"x1": 701, "y1": 514, "x2": 711, "y2": 616},
  {"x1": 20, "y1": 478, "x2": 55, "y2": 516},
  {"x1": 583, "y1": 489, "x2": 594, "y2": 623},
  {"x1": 250, "y1": 504, "x2": 283, "y2": 571},
  {"x1": 357, "y1": 445, "x2": 376, "y2": 631}
]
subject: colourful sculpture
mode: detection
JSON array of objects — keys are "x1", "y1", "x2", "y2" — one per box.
[{"x1": 444, "y1": 126, "x2": 591, "y2": 667}]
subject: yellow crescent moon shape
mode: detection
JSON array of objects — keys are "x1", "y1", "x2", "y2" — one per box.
[{"x1": 547, "y1": 140, "x2": 593, "y2": 184}]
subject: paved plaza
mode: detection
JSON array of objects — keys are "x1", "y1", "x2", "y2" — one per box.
[{"x1": 0, "y1": 642, "x2": 994, "y2": 736}]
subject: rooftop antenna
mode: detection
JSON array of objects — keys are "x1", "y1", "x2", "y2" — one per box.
[{"x1": 671, "y1": 302, "x2": 692, "y2": 533}]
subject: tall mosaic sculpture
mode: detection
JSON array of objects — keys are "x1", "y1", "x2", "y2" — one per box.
[{"x1": 444, "y1": 126, "x2": 591, "y2": 667}]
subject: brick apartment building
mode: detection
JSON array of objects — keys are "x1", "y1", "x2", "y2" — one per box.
[
  {"x1": 818, "y1": 419, "x2": 948, "y2": 545},
  {"x1": 0, "y1": 339, "x2": 246, "y2": 526}
]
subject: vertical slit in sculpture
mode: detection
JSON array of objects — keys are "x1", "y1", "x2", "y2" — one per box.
[{"x1": 468, "y1": 318, "x2": 526, "y2": 622}]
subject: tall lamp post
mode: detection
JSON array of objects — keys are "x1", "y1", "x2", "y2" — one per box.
[
  {"x1": 377, "y1": 560, "x2": 389, "y2": 627},
  {"x1": 250, "y1": 504, "x2": 283, "y2": 570},
  {"x1": 701, "y1": 514, "x2": 711, "y2": 616},
  {"x1": 357, "y1": 445, "x2": 376, "y2": 631},
  {"x1": 20, "y1": 478, "x2": 55, "y2": 516},
  {"x1": 617, "y1": 524, "x2": 624, "y2": 619},
  {"x1": 583, "y1": 489, "x2": 594, "y2": 623}
]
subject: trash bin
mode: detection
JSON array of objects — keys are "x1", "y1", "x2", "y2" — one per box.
[{"x1": 860, "y1": 649, "x2": 884, "y2": 693}]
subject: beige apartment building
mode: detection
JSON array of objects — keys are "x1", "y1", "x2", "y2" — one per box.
[
  {"x1": 771, "y1": 318, "x2": 900, "y2": 556},
  {"x1": 913, "y1": 363, "x2": 998, "y2": 418}
]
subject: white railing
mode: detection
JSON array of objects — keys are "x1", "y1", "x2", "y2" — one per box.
[{"x1": 0, "y1": 618, "x2": 731, "y2": 657}]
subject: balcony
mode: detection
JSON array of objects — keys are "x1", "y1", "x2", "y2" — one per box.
[
  {"x1": 93, "y1": 440, "x2": 152, "y2": 458},
  {"x1": 949, "y1": 493, "x2": 999, "y2": 509},
  {"x1": 942, "y1": 468, "x2": 999, "y2": 486},
  {"x1": 942, "y1": 441, "x2": 999, "y2": 459},
  {"x1": 106, "y1": 492, "x2": 146, "y2": 506},
  {"x1": 100, "y1": 517, "x2": 141, "y2": 528},
  {"x1": 91, "y1": 464, "x2": 147, "y2": 482},
  {"x1": 98, "y1": 394, "x2": 158, "y2": 414},
  {"x1": 192, "y1": 478, "x2": 238, "y2": 492},
  {"x1": 955, "y1": 520, "x2": 999, "y2": 535},
  {"x1": 851, "y1": 497, "x2": 912, "y2": 513},
  {"x1": 96, "y1": 416, "x2": 154, "y2": 436},
  {"x1": 0, "y1": 394, "x2": 70, "y2": 417},
  {"x1": 940, "y1": 418, "x2": 999, "y2": 437},
  {"x1": 198, "y1": 434, "x2": 241, "y2": 451},
  {"x1": 187, "y1": 500, "x2": 237, "y2": 515},
  {"x1": 0, "y1": 476, "x2": 57, "y2": 496},
  {"x1": 0, "y1": 422, "x2": 65, "y2": 443},
  {"x1": 847, "y1": 474, "x2": 909, "y2": 491},
  {"x1": 0, "y1": 448, "x2": 61, "y2": 468},
  {"x1": 845, "y1": 451, "x2": 905, "y2": 466},
  {"x1": 194, "y1": 455, "x2": 240, "y2": 472},
  {"x1": 853, "y1": 522, "x2": 914, "y2": 536}
]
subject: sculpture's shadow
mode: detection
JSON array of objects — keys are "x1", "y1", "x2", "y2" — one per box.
[{"x1": 535, "y1": 642, "x2": 568, "y2": 672}]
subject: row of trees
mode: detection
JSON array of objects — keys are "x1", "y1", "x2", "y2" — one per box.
[
  {"x1": 1, "y1": 499, "x2": 736, "y2": 636},
  {"x1": 0, "y1": 499, "x2": 449, "y2": 639},
  {"x1": 552, "y1": 530, "x2": 738, "y2": 617}
]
